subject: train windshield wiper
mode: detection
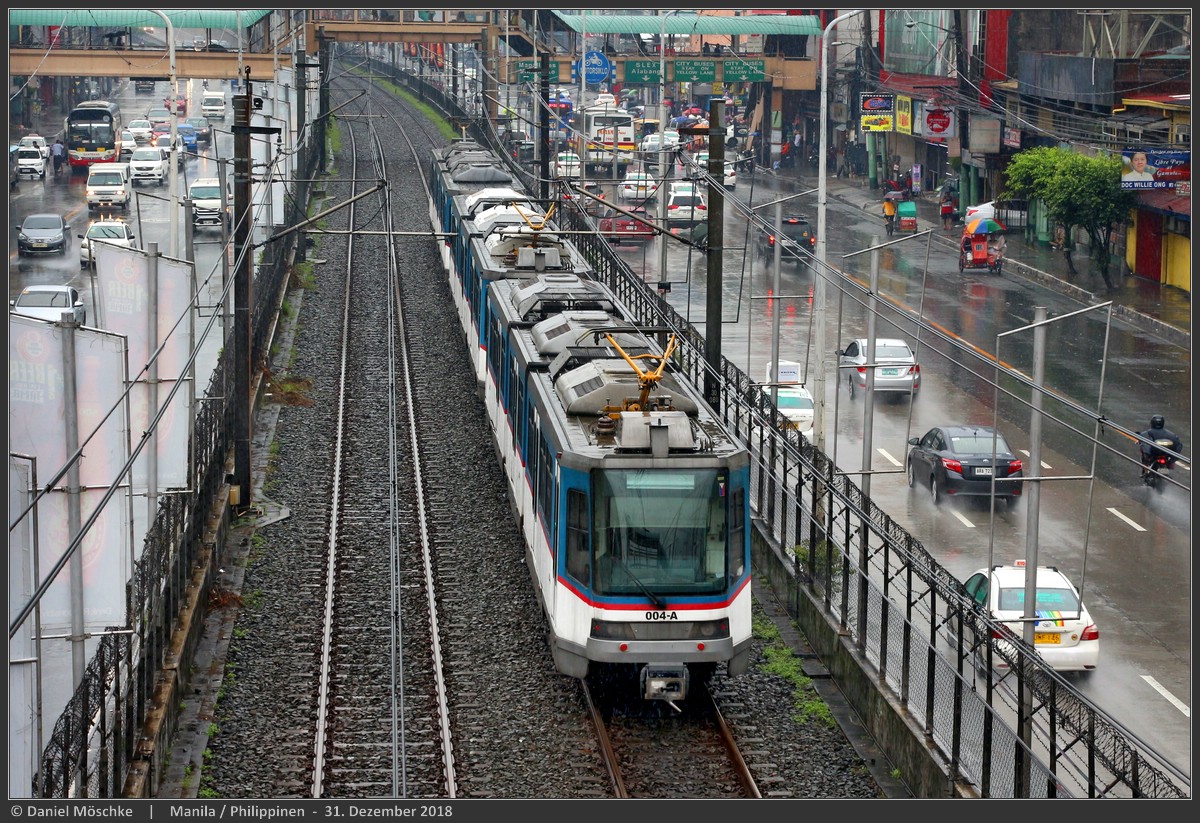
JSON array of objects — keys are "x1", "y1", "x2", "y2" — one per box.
[{"x1": 613, "y1": 554, "x2": 666, "y2": 610}]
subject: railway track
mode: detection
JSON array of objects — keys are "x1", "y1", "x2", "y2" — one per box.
[{"x1": 584, "y1": 678, "x2": 761, "y2": 798}]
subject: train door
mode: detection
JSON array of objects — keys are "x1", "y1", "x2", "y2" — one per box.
[{"x1": 1134, "y1": 210, "x2": 1163, "y2": 283}]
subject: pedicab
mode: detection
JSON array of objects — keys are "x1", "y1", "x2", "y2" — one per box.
[
  {"x1": 896, "y1": 199, "x2": 919, "y2": 233},
  {"x1": 958, "y1": 217, "x2": 1006, "y2": 274}
]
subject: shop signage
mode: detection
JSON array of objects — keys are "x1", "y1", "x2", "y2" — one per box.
[
  {"x1": 896, "y1": 96, "x2": 913, "y2": 135},
  {"x1": 860, "y1": 114, "x2": 894, "y2": 132},
  {"x1": 924, "y1": 107, "x2": 955, "y2": 139},
  {"x1": 1003, "y1": 127, "x2": 1022, "y2": 149}
]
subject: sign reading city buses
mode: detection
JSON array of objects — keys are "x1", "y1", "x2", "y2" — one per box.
[
  {"x1": 674, "y1": 60, "x2": 717, "y2": 83},
  {"x1": 722, "y1": 59, "x2": 765, "y2": 82}
]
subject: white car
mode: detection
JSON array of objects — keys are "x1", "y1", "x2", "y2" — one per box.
[
  {"x1": 79, "y1": 219, "x2": 137, "y2": 268},
  {"x1": 551, "y1": 151, "x2": 581, "y2": 180},
  {"x1": 10, "y1": 285, "x2": 86, "y2": 325},
  {"x1": 957, "y1": 561, "x2": 1099, "y2": 674},
  {"x1": 15, "y1": 146, "x2": 46, "y2": 179},
  {"x1": 837, "y1": 338, "x2": 921, "y2": 399},
  {"x1": 18, "y1": 134, "x2": 50, "y2": 160},
  {"x1": 618, "y1": 171, "x2": 658, "y2": 202},
  {"x1": 129, "y1": 146, "x2": 168, "y2": 186},
  {"x1": 722, "y1": 160, "x2": 737, "y2": 189},
  {"x1": 120, "y1": 129, "x2": 137, "y2": 160},
  {"x1": 761, "y1": 384, "x2": 815, "y2": 437},
  {"x1": 128, "y1": 119, "x2": 155, "y2": 143},
  {"x1": 664, "y1": 188, "x2": 707, "y2": 226}
]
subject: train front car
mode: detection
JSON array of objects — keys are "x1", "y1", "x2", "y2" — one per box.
[{"x1": 490, "y1": 290, "x2": 752, "y2": 706}]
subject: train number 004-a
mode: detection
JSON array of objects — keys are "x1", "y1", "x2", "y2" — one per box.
[{"x1": 645, "y1": 611, "x2": 679, "y2": 620}]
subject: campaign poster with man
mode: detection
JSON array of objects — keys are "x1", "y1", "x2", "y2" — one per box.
[{"x1": 1120, "y1": 148, "x2": 1190, "y2": 190}]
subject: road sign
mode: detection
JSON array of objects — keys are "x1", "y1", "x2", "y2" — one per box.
[
  {"x1": 674, "y1": 60, "x2": 716, "y2": 83},
  {"x1": 624, "y1": 59, "x2": 660, "y2": 84},
  {"x1": 515, "y1": 59, "x2": 560, "y2": 83},
  {"x1": 722, "y1": 59, "x2": 764, "y2": 82},
  {"x1": 573, "y1": 50, "x2": 612, "y2": 85}
]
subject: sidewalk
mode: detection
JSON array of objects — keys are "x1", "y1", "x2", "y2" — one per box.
[{"x1": 766, "y1": 165, "x2": 1190, "y2": 349}]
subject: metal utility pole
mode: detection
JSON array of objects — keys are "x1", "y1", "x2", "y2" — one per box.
[
  {"x1": 539, "y1": 50, "x2": 550, "y2": 202},
  {"x1": 231, "y1": 70, "x2": 253, "y2": 515},
  {"x1": 704, "y1": 99, "x2": 725, "y2": 407}
]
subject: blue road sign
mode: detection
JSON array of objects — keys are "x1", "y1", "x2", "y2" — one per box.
[{"x1": 573, "y1": 50, "x2": 612, "y2": 85}]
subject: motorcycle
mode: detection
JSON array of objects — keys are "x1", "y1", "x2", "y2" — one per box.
[{"x1": 1141, "y1": 438, "x2": 1178, "y2": 490}]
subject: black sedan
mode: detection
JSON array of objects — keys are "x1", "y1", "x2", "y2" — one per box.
[
  {"x1": 15, "y1": 213, "x2": 71, "y2": 256},
  {"x1": 907, "y1": 425, "x2": 1024, "y2": 505}
]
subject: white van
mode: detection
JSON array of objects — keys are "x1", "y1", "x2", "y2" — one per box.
[
  {"x1": 201, "y1": 91, "x2": 227, "y2": 120},
  {"x1": 86, "y1": 162, "x2": 132, "y2": 210}
]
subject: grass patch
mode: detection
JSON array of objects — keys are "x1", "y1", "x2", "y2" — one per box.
[
  {"x1": 753, "y1": 614, "x2": 835, "y2": 727},
  {"x1": 347, "y1": 66, "x2": 458, "y2": 140},
  {"x1": 265, "y1": 370, "x2": 314, "y2": 407},
  {"x1": 292, "y1": 261, "x2": 317, "y2": 289},
  {"x1": 207, "y1": 722, "x2": 220, "y2": 737}
]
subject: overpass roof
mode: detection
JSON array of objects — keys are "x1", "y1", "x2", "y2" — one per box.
[
  {"x1": 8, "y1": 10, "x2": 271, "y2": 29},
  {"x1": 552, "y1": 12, "x2": 822, "y2": 36}
]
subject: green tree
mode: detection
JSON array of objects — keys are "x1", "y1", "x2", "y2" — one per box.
[{"x1": 1002, "y1": 147, "x2": 1136, "y2": 290}]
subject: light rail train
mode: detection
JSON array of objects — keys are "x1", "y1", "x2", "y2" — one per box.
[{"x1": 429, "y1": 139, "x2": 753, "y2": 704}]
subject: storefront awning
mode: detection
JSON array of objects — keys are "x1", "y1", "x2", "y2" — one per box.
[
  {"x1": 876, "y1": 71, "x2": 957, "y2": 101},
  {"x1": 1137, "y1": 189, "x2": 1190, "y2": 219}
]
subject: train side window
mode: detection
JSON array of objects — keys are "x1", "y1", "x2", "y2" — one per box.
[
  {"x1": 565, "y1": 489, "x2": 590, "y2": 584},
  {"x1": 537, "y1": 437, "x2": 554, "y2": 526},
  {"x1": 729, "y1": 486, "x2": 745, "y2": 578},
  {"x1": 513, "y1": 378, "x2": 525, "y2": 459}
]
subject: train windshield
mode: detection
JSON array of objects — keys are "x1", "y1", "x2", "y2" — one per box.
[{"x1": 592, "y1": 468, "x2": 729, "y2": 596}]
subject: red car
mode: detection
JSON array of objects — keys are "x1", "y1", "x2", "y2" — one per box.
[
  {"x1": 598, "y1": 207, "x2": 656, "y2": 243},
  {"x1": 164, "y1": 95, "x2": 188, "y2": 115}
]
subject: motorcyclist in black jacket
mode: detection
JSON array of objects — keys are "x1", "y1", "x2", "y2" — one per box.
[{"x1": 1138, "y1": 415, "x2": 1183, "y2": 481}]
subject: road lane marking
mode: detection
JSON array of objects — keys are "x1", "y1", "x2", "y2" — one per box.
[
  {"x1": 877, "y1": 448, "x2": 901, "y2": 467},
  {"x1": 1142, "y1": 676, "x2": 1189, "y2": 716},
  {"x1": 1106, "y1": 507, "x2": 1146, "y2": 531},
  {"x1": 1018, "y1": 449, "x2": 1052, "y2": 469},
  {"x1": 950, "y1": 509, "x2": 975, "y2": 528}
]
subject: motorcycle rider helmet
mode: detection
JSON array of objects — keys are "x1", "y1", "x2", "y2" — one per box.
[{"x1": 1150, "y1": 415, "x2": 1165, "y2": 430}]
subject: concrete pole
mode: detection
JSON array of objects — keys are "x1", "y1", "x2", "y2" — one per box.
[
  {"x1": 769, "y1": 199, "x2": 782, "y2": 403},
  {"x1": 857, "y1": 239, "x2": 880, "y2": 645},
  {"x1": 657, "y1": 10, "x2": 679, "y2": 305},
  {"x1": 146, "y1": 242, "x2": 160, "y2": 530},
  {"x1": 60, "y1": 314, "x2": 85, "y2": 683}
]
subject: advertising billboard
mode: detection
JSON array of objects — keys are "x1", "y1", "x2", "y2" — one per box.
[{"x1": 1120, "y1": 148, "x2": 1191, "y2": 190}]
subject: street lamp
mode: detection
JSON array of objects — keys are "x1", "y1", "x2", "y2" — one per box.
[
  {"x1": 149, "y1": 10, "x2": 178, "y2": 258},
  {"x1": 815, "y1": 10, "x2": 864, "y2": 452}
]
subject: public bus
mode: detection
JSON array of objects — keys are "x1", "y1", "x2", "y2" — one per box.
[
  {"x1": 64, "y1": 100, "x2": 123, "y2": 169},
  {"x1": 546, "y1": 91, "x2": 573, "y2": 149},
  {"x1": 572, "y1": 102, "x2": 636, "y2": 174}
]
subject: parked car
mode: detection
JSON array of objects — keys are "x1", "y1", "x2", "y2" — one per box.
[
  {"x1": 10, "y1": 284, "x2": 86, "y2": 324},
  {"x1": 598, "y1": 206, "x2": 655, "y2": 243},
  {"x1": 18, "y1": 133, "x2": 50, "y2": 160},
  {"x1": 127, "y1": 119, "x2": 155, "y2": 143},
  {"x1": 15, "y1": 213, "x2": 70, "y2": 255},
  {"x1": 906, "y1": 425, "x2": 1024, "y2": 505},
  {"x1": 755, "y1": 215, "x2": 815, "y2": 266},
  {"x1": 185, "y1": 116, "x2": 212, "y2": 146},
  {"x1": 956, "y1": 561, "x2": 1099, "y2": 673},
  {"x1": 79, "y1": 219, "x2": 137, "y2": 268},
  {"x1": 664, "y1": 188, "x2": 707, "y2": 226},
  {"x1": 618, "y1": 170, "x2": 659, "y2": 202},
  {"x1": 837, "y1": 338, "x2": 921, "y2": 399}
]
